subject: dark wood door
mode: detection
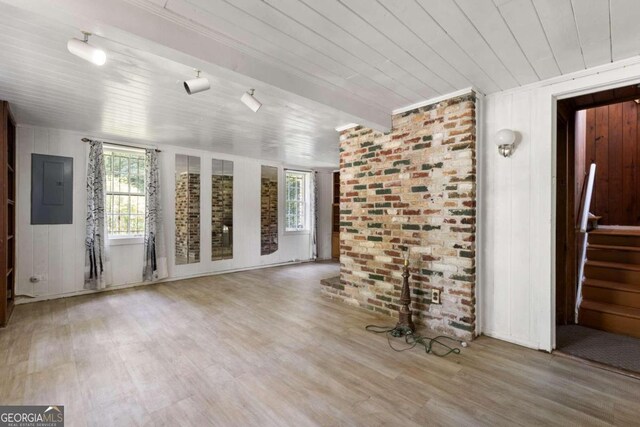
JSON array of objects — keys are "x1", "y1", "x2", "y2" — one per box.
[{"x1": 332, "y1": 171, "x2": 340, "y2": 259}]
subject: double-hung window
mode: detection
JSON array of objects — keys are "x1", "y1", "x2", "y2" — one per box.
[
  {"x1": 104, "y1": 146, "x2": 146, "y2": 237},
  {"x1": 285, "y1": 170, "x2": 310, "y2": 232}
]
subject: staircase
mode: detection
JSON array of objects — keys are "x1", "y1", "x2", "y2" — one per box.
[{"x1": 580, "y1": 227, "x2": 640, "y2": 339}]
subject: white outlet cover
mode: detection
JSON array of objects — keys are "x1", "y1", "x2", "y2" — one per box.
[{"x1": 432, "y1": 289, "x2": 441, "y2": 304}]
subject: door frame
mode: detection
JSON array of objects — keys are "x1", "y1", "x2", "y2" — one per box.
[
  {"x1": 555, "y1": 101, "x2": 578, "y2": 327},
  {"x1": 550, "y1": 72, "x2": 640, "y2": 350}
]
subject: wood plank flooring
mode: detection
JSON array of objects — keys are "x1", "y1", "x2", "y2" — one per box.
[{"x1": 1, "y1": 262, "x2": 639, "y2": 426}]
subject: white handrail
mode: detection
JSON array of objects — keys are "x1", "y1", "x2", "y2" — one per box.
[
  {"x1": 579, "y1": 163, "x2": 597, "y2": 233},
  {"x1": 575, "y1": 163, "x2": 596, "y2": 323}
]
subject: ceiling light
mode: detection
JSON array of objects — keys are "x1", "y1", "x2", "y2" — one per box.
[
  {"x1": 183, "y1": 69, "x2": 210, "y2": 95},
  {"x1": 241, "y1": 89, "x2": 262, "y2": 112},
  {"x1": 67, "y1": 31, "x2": 106, "y2": 66}
]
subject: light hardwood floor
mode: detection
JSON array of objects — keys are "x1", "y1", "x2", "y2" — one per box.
[{"x1": 1, "y1": 262, "x2": 639, "y2": 426}]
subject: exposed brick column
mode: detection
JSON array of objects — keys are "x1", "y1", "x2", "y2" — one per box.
[{"x1": 320, "y1": 92, "x2": 477, "y2": 340}]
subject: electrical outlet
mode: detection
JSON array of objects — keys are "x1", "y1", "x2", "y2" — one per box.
[{"x1": 431, "y1": 289, "x2": 441, "y2": 304}]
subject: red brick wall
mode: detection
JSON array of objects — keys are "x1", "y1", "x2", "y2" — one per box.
[{"x1": 321, "y1": 93, "x2": 477, "y2": 339}]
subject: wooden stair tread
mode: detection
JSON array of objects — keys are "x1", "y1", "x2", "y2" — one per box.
[
  {"x1": 584, "y1": 278, "x2": 640, "y2": 293},
  {"x1": 586, "y1": 260, "x2": 640, "y2": 271},
  {"x1": 588, "y1": 244, "x2": 640, "y2": 252},
  {"x1": 581, "y1": 300, "x2": 640, "y2": 320},
  {"x1": 590, "y1": 227, "x2": 640, "y2": 236}
]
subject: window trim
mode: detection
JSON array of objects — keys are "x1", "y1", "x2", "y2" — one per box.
[
  {"x1": 104, "y1": 145, "x2": 146, "y2": 239},
  {"x1": 107, "y1": 236, "x2": 144, "y2": 246},
  {"x1": 284, "y1": 170, "x2": 311, "y2": 234}
]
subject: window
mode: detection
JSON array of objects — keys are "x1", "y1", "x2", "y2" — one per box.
[
  {"x1": 104, "y1": 146, "x2": 146, "y2": 237},
  {"x1": 285, "y1": 170, "x2": 309, "y2": 232}
]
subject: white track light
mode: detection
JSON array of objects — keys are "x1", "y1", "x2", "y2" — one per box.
[
  {"x1": 183, "y1": 70, "x2": 210, "y2": 95},
  {"x1": 241, "y1": 89, "x2": 262, "y2": 112},
  {"x1": 67, "y1": 32, "x2": 106, "y2": 66}
]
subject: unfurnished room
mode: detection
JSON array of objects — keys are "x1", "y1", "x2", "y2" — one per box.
[{"x1": 0, "y1": 0, "x2": 639, "y2": 426}]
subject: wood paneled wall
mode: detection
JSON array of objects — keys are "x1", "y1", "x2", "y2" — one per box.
[{"x1": 585, "y1": 101, "x2": 640, "y2": 225}]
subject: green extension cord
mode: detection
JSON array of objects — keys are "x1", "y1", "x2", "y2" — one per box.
[{"x1": 365, "y1": 325, "x2": 463, "y2": 357}]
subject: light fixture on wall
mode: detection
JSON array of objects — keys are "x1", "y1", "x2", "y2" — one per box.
[
  {"x1": 183, "y1": 70, "x2": 210, "y2": 95},
  {"x1": 67, "y1": 31, "x2": 106, "y2": 66},
  {"x1": 495, "y1": 128, "x2": 516, "y2": 157},
  {"x1": 241, "y1": 89, "x2": 262, "y2": 112}
]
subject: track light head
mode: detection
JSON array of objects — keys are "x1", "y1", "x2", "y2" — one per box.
[
  {"x1": 67, "y1": 31, "x2": 106, "y2": 66},
  {"x1": 183, "y1": 69, "x2": 210, "y2": 95},
  {"x1": 241, "y1": 89, "x2": 262, "y2": 112}
]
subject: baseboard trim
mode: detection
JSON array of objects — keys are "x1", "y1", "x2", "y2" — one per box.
[
  {"x1": 15, "y1": 259, "x2": 315, "y2": 305},
  {"x1": 481, "y1": 330, "x2": 539, "y2": 351}
]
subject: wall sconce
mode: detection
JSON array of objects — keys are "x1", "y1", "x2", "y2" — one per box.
[{"x1": 495, "y1": 128, "x2": 516, "y2": 157}]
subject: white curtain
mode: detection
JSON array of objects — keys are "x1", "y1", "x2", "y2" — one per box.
[
  {"x1": 84, "y1": 140, "x2": 108, "y2": 289},
  {"x1": 310, "y1": 171, "x2": 318, "y2": 260},
  {"x1": 142, "y1": 149, "x2": 168, "y2": 281}
]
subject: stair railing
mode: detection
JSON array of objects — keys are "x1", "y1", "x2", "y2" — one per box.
[{"x1": 575, "y1": 163, "x2": 596, "y2": 323}]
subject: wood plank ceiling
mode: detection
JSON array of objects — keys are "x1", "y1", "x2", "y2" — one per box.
[{"x1": 1, "y1": 0, "x2": 640, "y2": 167}]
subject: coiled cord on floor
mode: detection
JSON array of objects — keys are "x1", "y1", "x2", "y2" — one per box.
[{"x1": 365, "y1": 325, "x2": 464, "y2": 357}]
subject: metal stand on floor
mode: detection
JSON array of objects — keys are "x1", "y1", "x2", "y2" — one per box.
[{"x1": 365, "y1": 245, "x2": 466, "y2": 357}]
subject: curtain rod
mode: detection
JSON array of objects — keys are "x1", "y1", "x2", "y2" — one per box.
[{"x1": 81, "y1": 138, "x2": 161, "y2": 152}]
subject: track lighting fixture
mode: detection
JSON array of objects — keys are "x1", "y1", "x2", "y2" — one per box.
[
  {"x1": 241, "y1": 89, "x2": 262, "y2": 112},
  {"x1": 184, "y1": 70, "x2": 210, "y2": 95},
  {"x1": 67, "y1": 31, "x2": 106, "y2": 66}
]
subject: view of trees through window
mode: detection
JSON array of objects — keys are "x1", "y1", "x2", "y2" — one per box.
[
  {"x1": 104, "y1": 147, "x2": 146, "y2": 236},
  {"x1": 285, "y1": 171, "x2": 308, "y2": 231}
]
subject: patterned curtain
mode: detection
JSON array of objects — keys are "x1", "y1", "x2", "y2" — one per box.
[
  {"x1": 311, "y1": 171, "x2": 318, "y2": 260},
  {"x1": 142, "y1": 149, "x2": 168, "y2": 281},
  {"x1": 85, "y1": 140, "x2": 107, "y2": 290}
]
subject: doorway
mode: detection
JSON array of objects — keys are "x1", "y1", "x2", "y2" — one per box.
[
  {"x1": 556, "y1": 83, "x2": 640, "y2": 375},
  {"x1": 331, "y1": 171, "x2": 340, "y2": 260}
]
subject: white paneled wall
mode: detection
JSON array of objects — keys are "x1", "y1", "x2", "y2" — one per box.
[
  {"x1": 16, "y1": 126, "x2": 334, "y2": 300},
  {"x1": 481, "y1": 89, "x2": 539, "y2": 349},
  {"x1": 481, "y1": 56, "x2": 640, "y2": 351},
  {"x1": 16, "y1": 127, "x2": 87, "y2": 297}
]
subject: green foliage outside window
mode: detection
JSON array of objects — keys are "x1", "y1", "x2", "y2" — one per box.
[
  {"x1": 285, "y1": 171, "x2": 307, "y2": 231},
  {"x1": 104, "y1": 148, "x2": 146, "y2": 236}
]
